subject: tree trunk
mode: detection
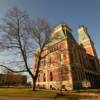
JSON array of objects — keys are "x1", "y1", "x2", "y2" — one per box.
[{"x1": 32, "y1": 79, "x2": 36, "y2": 91}]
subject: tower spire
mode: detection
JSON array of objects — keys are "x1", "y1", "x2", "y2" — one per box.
[{"x1": 77, "y1": 25, "x2": 97, "y2": 57}]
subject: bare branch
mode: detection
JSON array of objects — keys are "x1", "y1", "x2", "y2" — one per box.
[
  {"x1": 0, "y1": 7, "x2": 52, "y2": 90},
  {"x1": 0, "y1": 65, "x2": 27, "y2": 73}
]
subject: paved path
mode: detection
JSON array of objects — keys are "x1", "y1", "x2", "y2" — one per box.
[
  {"x1": 0, "y1": 96, "x2": 100, "y2": 100},
  {"x1": 0, "y1": 96, "x2": 67, "y2": 100},
  {"x1": 0, "y1": 93, "x2": 99, "y2": 100}
]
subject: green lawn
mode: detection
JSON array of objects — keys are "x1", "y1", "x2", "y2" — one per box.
[
  {"x1": 0, "y1": 88, "x2": 98, "y2": 99},
  {"x1": 0, "y1": 88, "x2": 57, "y2": 97}
]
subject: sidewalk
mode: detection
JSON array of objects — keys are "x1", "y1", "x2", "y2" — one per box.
[
  {"x1": 0, "y1": 96, "x2": 68, "y2": 100},
  {"x1": 0, "y1": 95, "x2": 99, "y2": 100}
]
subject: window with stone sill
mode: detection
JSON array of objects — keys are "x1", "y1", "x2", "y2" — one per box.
[
  {"x1": 48, "y1": 56, "x2": 51, "y2": 64},
  {"x1": 43, "y1": 73, "x2": 46, "y2": 82},
  {"x1": 50, "y1": 72, "x2": 53, "y2": 81}
]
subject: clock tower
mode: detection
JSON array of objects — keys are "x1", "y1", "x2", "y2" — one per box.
[{"x1": 77, "y1": 25, "x2": 97, "y2": 57}]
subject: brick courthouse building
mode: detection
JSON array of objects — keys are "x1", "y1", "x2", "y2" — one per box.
[{"x1": 33, "y1": 23, "x2": 100, "y2": 90}]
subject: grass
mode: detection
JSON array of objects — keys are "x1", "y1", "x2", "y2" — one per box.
[
  {"x1": 0, "y1": 87, "x2": 99, "y2": 99},
  {"x1": 0, "y1": 88, "x2": 57, "y2": 97}
]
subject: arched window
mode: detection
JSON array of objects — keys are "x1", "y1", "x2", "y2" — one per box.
[
  {"x1": 43, "y1": 73, "x2": 46, "y2": 82},
  {"x1": 50, "y1": 72, "x2": 53, "y2": 81},
  {"x1": 38, "y1": 74, "x2": 40, "y2": 82}
]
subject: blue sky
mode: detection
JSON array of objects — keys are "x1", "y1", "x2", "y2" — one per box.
[{"x1": 0, "y1": 0, "x2": 100, "y2": 58}]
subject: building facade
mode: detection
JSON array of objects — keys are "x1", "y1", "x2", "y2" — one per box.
[
  {"x1": 0, "y1": 74, "x2": 27, "y2": 86},
  {"x1": 33, "y1": 23, "x2": 100, "y2": 90}
]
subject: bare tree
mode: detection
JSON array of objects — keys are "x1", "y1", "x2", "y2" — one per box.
[
  {"x1": 0, "y1": 7, "x2": 51, "y2": 90},
  {"x1": 27, "y1": 18, "x2": 52, "y2": 90}
]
